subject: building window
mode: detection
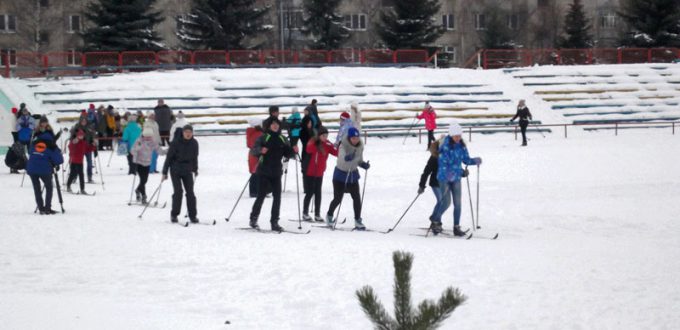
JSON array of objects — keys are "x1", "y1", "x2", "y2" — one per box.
[
  {"x1": 67, "y1": 49, "x2": 79, "y2": 66},
  {"x1": 443, "y1": 46, "x2": 457, "y2": 64},
  {"x1": 1, "y1": 49, "x2": 17, "y2": 67},
  {"x1": 284, "y1": 10, "x2": 304, "y2": 30},
  {"x1": 600, "y1": 12, "x2": 618, "y2": 29},
  {"x1": 537, "y1": 0, "x2": 550, "y2": 6},
  {"x1": 442, "y1": 14, "x2": 455, "y2": 30},
  {"x1": 475, "y1": 13, "x2": 486, "y2": 30},
  {"x1": 0, "y1": 14, "x2": 17, "y2": 33},
  {"x1": 67, "y1": 15, "x2": 81, "y2": 33},
  {"x1": 344, "y1": 14, "x2": 367, "y2": 31},
  {"x1": 40, "y1": 0, "x2": 49, "y2": 7},
  {"x1": 507, "y1": 14, "x2": 519, "y2": 30},
  {"x1": 39, "y1": 30, "x2": 49, "y2": 44}
]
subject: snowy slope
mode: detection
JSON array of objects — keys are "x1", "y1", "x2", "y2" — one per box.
[{"x1": 1, "y1": 127, "x2": 679, "y2": 329}]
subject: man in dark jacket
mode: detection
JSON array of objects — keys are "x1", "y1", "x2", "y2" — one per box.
[
  {"x1": 154, "y1": 99, "x2": 173, "y2": 146},
  {"x1": 510, "y1": 99, "x2": 533, "y2": 146},
  {"x1": 249, "y1": 118, "x2": 298, "y2": 231},
  {"x1": 262, "y1": 105, "x2": 280, "y2": 132},
  {"x1": 26, "y1": 133, "x2": 64, "y2": 214},
  {"x1": 162, "y1": 125, "x2": 199, "y2": 223},
  {"x1": 304, "y1": 99, "x2": 321, "y2": 130}
]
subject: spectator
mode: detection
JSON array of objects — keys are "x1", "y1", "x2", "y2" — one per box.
[{"x1": 154, "y1": 99, "x2": 173, "y2": 146}]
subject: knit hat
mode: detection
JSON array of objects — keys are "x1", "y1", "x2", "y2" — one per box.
[
  {"x1": 176, "y1": 111, "x2": 185, "y2": 119},
  {"x1": 39, "y1": 116, "x2": 49, "y2": 124},
  {"x1": 89, "y1": 104, "x2": 95, "y2": 110},
  {"x1": 129, "y1": 114, "x2": 138, "y2": 122},
  {"x1": 142, "y1": 127, "x2": 154, "y2": 137},
  {"x1": 292, "y1": 107, "x2": 299, "y2": 114},
  {"x1": 449, "y1": 122, "x2": 463, "y2": 136},
  {"x1": 268, "y1": 105, "x2": 279, "y2": 115},
  {"x1": 318, "y1": 126, "x2": 329, "y2": 136},
  {"x1": 348, "y1": 127, "x2": 360, "y2": 138},
  {"x1": 11, "y1": 107, "x2": 17, "y2": 114},
  {"x1": 340, "y1": 112, "x2": 350, "y2": 119},
  {"x1": 183, "y1": 124, "x2": 193, "y2": 132}
]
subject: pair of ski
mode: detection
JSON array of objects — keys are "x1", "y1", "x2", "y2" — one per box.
[
  {"x1": 66, "y1": 190, "x2": 96, "y2": 196},
  {"x1": 172, "y1": 219, "x2": 217, "y2": 227},
  {"x1": 235, "y1": 227, "x2": 311, "y2": 235},
  {"x1": 128, "y1": 201, "x2": 167, "y2": 209},
  {"x1": 413, "y1": 227, "x2": 498, "y2": 240}
]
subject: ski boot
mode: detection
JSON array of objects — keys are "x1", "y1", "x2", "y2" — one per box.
[
  {"x1": 66, "y1": 186, "x2": 73, "y2": 193},
  {"x1": 80, "y1": 190, "x2": 88, "y2": 195},
  {"x1": 190, "y1": 217, "x2": 199, "y2": 224},
  {"x1": 354, "y1": 218, "x2": 366, "y2": 231},
  {"x1": 270, "y1": 220, "x2": 284, "y2": 232},
  {"x1": 325, "y1": 214, "x2": 335, "y2": 226},
  {"x1": 249, "y1": 218, "x2": 259, "y2": 229},
  {"x1": 171, "y1": 216, "x2": 178, "y2": 223},
  {"x1": 135, "y1": 189, "x2": 142, "y2": 202},
  {"x1": 141, "y1": 194, "x2": 148, "y2": 205},
  {"x1": 88, "y1": 177, "x2": 94, "y2": 184},
  {"x1": 43, "y1": 208, "x2": 57, "y2": 215},
  {"x1": 302, "y1": 214, "x2": 313, "y2": 222},
  {"x1": 314, "y1": 215, "x2": 325, "y2": 223},
  {"x1": 430, "y1": 221, "x2": 443, "y2": 235},
  {"x1": 453, "y1": 225, "x2": 467, "y2": 237}
]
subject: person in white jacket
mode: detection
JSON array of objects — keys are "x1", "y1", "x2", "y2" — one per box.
[
  {"x1": 169, "y1": 111, "x2": 190, "y2": 143},
  {"x1": 144, "y1": 111, "x2": 162, "y2": 173},
  {"x1": 350, "y1": 102, "x2": 362, "y2": 131}
]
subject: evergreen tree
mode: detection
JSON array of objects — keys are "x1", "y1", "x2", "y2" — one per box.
[
  {"x1": 479, "y1": 5, "x2": 515, "y2": 49},
  {"x1": 301, "y1": 0, "x2": 350, "y2": 50},
  {"x1": 177, "y1": 0, "x2": 271, "y2": 50},
  {"x1": 83, "y1": 0, "x2": 165, "y2": 51},
  {"x1": 377, "y1": 0, "x2": 444, "y2": 49},
  {"x1": 558, "y1": 0, "x2": 593, "y2": 48},
  {"x1": 619, "y1": 0, "x2": 680, "y2": 47},
  {"x1": 356, "y1": 251, "x2": 466, "y2": 330}
]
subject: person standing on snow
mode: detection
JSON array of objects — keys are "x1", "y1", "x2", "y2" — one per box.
[
  {"x1": 132, "y1": 127, "x2": 166, "y2": 204},
  {"x1": 16, "y1": 107, "x2": 35, "y2": 149},
  {"x1": 305, "y1": 99, "x2": 321, "y2": 131},
  {"x1": 248, "y1": 118, "x2": 298, "y2": 232},
  {"x1": 246, "y1": 118, "x2": 264, "y2": 198},
  {"x1": 429, "y1": 123, "x2": 481, "y2": 236},
  {"x1": 286, "y1": 107, "x2": 302, "y2": 148},
  {"x1": 417, "y1": 101, "x2": 437, "y2": 149},
  {"x1": 66, "y1": 129, "x2": 96, "y2": 194},
  {"x1": 510, "y1": 99, "x2": 533, "y2": 147},
  {"x1": 162, "y1": 125, "x2": 199, "y2": 223},
  {"x1": 418, "y1": 135, "x2": 450, "y2": 226},
  {"x1": 302, "y1": 126, "x2": 338, "y2": 222},
  {"x1": 335, "y1": 111, "x2": 354, "y2": 146},
  {"x1": 325, "y1": 127, "x2": 370, "y2": 230},
  {"x1": 70, "y1": 116, "x2": 97, "y2": 183},
  {"x1": 122, "y1": 114, "x2": 142, "y2": 175},
  {"x1": 10, "y1": 107, "x2": 19, "y2": 143},
  {"x1": 262, "y1": 105, "x2": 280, "y2": 132},
  {"x1": 143, "y1": 111, "x2": 162, "y2": 173},
  {"x1": 26, "y1": 133, "x2": 63, "y2": 215},
  {"x1": 169, "y1": 111, "x2": 189, "y2": 143},
  {"x1": 153, "y1": 99, "x2": 173, "y2": 146}
]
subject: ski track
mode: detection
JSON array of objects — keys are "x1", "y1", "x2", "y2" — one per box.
[{"x1": 1, "y1": 129, "x2": 680, "y2": 329}]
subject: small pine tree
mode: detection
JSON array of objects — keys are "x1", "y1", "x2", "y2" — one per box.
[
  {"x1": 558, "y1": 0, "x2": 593, "y2": 48},
  {"x1": 377, "y1": 0, "x2": 445, "y2": 50},
  {"x1": 301, "y1": 0, "x2": 350, "y2": 50},
  {"x1": 479, "y1": 6, "x2": 515, "y2": 49},
  {"x1": 177, "y1": 0, "x2": 271, "y2": 50},
  {"x1": 619, "y1": 0, "x2": 680, "y2": 47},
  {"x1": 356, "y1": 251, "x2": 466, "y2": 330},
  {"x1": 83, "y1": 0, "x2": 165, "y2": 51}
]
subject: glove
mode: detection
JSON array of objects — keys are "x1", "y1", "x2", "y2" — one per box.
[
  {"x1": 358, "y1": 161, "x2": 370, "y2": 170},
  {"x1": 417, "y1": 187, "x2": 424, "y2": 194},
  {"x1": 344, "y1": 153, "x2": 355, "y2": 162},
  {"x1": 473, "y1": 157, "x2": 482, "y2": 165}
]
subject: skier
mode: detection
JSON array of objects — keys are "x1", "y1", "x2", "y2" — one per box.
[
  {"x1": 246, "y1": 118, "x2": 264, "y2": 198},
  {"x1": 325, "y1": 127, "x2": 370, "y2": 230},
  {"x1": 418, "y1": 136, "x2": 450, "y2": 225},
  {"x1": 26, "y1": 132, "x2": 63, "y2": 214},
  {"x1": 66, "y1": 129, "x2": 95, "y2": 194},
  {"x1": 95, "y1": 106, "x2": 108, "y2": 150},
  {"x1": 162, "y1": 125, "x2": 199, "y2": 223},
  {"x1": 335, "y1": 111, "x2": 354, "y2": 146},
  {"x1": 132, "y1": 127, "x2": 166, "y2": 204},
  {"x1": 154, "y1": 99, "x2": 173, "y2": 146},
  {"x1": 70, "y1": 116, "x2": 97, "y2": 183},
  {"x1": 249, "y1": 118, "x2": 298, "y2": 231},
  {"x1": 303, "y1": 126, "x2": 338, "y2": 222},
  {"x1": 262, "y1": 105, "x2": 280, "y2": 131},
  {"x1": 510, "y1": 99, "x2": 533, "y2": 146},
  {"x1": 286, "y1": 107, "x2": 302, "y2": 148},
  {"x1": 429, "y1": 123, "x2": 481, "y2": 236},
  {"x1": 143, "y1": 111, "x2": 161, "y2": 173},
  {"x1": 121, "y1": 114, "x2": 142, "y2": 175},
  {"x1": 15, "y1": 107, "x2": 35, "y2": 149},
  {"x1": 305, "y1": 99, "x2": 321, "y2": 130},
  {"x1": 31, "y1": 116, "x2": 57, "y2": 147},
  {"x1": 350, "y1": 102, "x2": 362, "y2": 131},
  {"x1": 169, "y1": 111, "x2": 189, "y2": 143},
  {"x1": 299, "y1": 109, "x2": 314, "y2": 174},
  {"x1": 417, "y1": 101, "x2": 437, "y2": 149}
]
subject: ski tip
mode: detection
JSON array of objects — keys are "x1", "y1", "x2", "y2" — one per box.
[
  {"x1": 492, "y1": 233, "x2": 499, "y2": 239},
  {"x1": 224, "y1": 218, "x2": 230, "y2": 222},
  {"x1": 466, "y1": 233, "x2": 474, "y2": 240}
]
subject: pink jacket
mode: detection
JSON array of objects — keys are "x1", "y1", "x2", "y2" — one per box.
[{"x1": 417, "y1": 107, "x2": 437, "y2": 131}]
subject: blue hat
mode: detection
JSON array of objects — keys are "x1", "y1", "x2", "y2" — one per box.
[{"x1": 348, "y1": 127, "x2": 360, "y2": 138}]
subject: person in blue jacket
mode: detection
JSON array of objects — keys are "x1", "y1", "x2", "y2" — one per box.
[
  {"x1": 16, "y1": 107, "x2": 35, "y2": 149},
  {"x1": 285, "y1": 107, "x2": 302, "y2": 148},
  {"x1": 122, "y1": 114, "x2": 142, "y2": 175},
  {"x1": 429, "y1": 122, "x2": 481, "y2": 236},
  {"x1": 26, "y1": 132, "x2": 64, "y2": 215}
]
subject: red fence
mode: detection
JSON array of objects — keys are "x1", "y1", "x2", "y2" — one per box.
[
  {"x1": 482, "y1": 48, "x2": 680, "y2": 69},
  {"x1": 1, "y1": 49, "x2": 430, "y2": 78}
]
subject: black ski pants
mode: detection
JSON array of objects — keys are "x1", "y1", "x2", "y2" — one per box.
[
  {"x1": 250, "y1": 174, "x2": 282, "y2": 224},
  {"x1": 67, "y1": 163, "x2": 85, "y2": 191},
  {"x1": 303, "y1": 175, "x2": 323, "y2": 217},
  {"x1": 427, "y1": 130, "x2": 435, "y2": 149},
  {"x1": 171, "y1": 171, "x2": 196, "y2": 219},
  {"x1": 136, "y1": 165, "x2": 150, "y2": 196},
  {"x1": 30, "y1": 174, "x2": 53, "y2": 211},
  {"x1": 519, "y1": 119, "x2": 529, "y2": 145},
  {"x1": 327, "y1": 180, "x2": 361, "y2": 220}
]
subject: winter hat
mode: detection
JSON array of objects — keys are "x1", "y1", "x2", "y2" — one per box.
[
  {"x1": 268, "y1": 105, "x2": 279, "y2": 115},
  {"x1": 142, "y1": 127, "x2": 154, "y2": 137},
  {"x1": 11, "y1": 107, "x2": 17, "y2": 114},
  {"x1": 129, "y1": 114, "x2": 138, "y2": 122},
  {"x1": 146, "y1": 111, "x2": 155, "y2": 118},
  {"x1": 348, "y1": 127, "x2": 360, "y2": 138},
  {"x1": 107, "y1": 105, "x2": 114, "y2": 111},
  {"x1": 80, "y1": 110, "x2": 87, "y2": 117},
  {"x1": 176, "y1": 111, "x2": 185, "y2": 119},
  {"x1": 340, "y1": 112, "x2": 350, "y2": 119},
  {"x1": 182, "y1": 124, "x2": 193, "y2": 132},
  {"x1": 19, "y1": 103, "x2": 26, "y2": 110},
  {"x1": 351, "y1": 101, "x2": 358, "y2": 109},
  {"x1": 89, "y1": 103, "x2": 95, "y2": 110},
  {"x1": 318, "y1": 126, "x2": 329, "y2": 136},
  {"x1": 247, "y1": 117, "x2": 263, "y2": 127},
  {"x1": 39, "y1": 116, "x2": 49, "y2": 124},
  {"x1": 448, "y1": 122, "x2": 463, "y2": 136}
]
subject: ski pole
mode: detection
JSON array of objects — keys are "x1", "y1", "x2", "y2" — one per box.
[
  {"x1": 283, "y1": 160, "x2": 288, "y2": 192},
  {"x1": 153, "y1": 180, "x2": 163, "y2": 206},
  {"x1": 138, "y1": 181, "x2": 163, "y2": 219},
  {"x1": 107, "y1": 139, "x2": 116, "y2": 167},
  {"x1": 476, "y1": 165, "x2": 481, "y2": 229},
  {"x1": 402, "y1": 117, "x2": 420, "y2": 145},
  {"x1": 360, "y1": 162, "x2": 369, "y2": 207},
  {"x1": 225, "y1": 177, "x2": 250, "y2": 222},
  {"x1": 128, "y1": 172, "x2": 138, "y2": 205},
  {"x1": 34, "y1": 185, "x2": 46, "y2": 213},
  {"x1": 381, "y1": 193, "x2": 421, "y2": 234},
  {"x1": 53, "y1": 168, "x2": 65, "y2": 213},
  {"x1": 294, "y1": 155, "x2": 302, "y2": 230},
  {"x1": 97, "y1": 152, "x2": 105, "y2": 191},
  {"x1": 21, "y1": 171, "x2": 26, "y2": 187},
  {"x1": 534, "y1": 122, "x2": 546, "y2": 138},
  {"x1": 464, "y1": 165, "x2": 476, "y2": 232}
]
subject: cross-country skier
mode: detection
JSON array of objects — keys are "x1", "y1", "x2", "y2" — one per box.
[
  {"x1": 429, "y1": 123, "x2": 481, "y2": 236},
  {"x1": 303, "y1": 126, "x2": 337, "y2": 222},
  {"x1": 70, "y1": 116, "x2": 97, "y2": 183},
  {"x1": 325, "y1": 127, "x2": 370, "y2": 230},
  {"x1": 162, "y1": 125, "x2": 199, "y2": 223},
  {"x1": 132, "y1": 127, "x2": 166, "y2": 204},
  {"x1": 122, "y1": 114, "x2": 142, "y2": 175},
  {"x1": 417, "y1": 101, "x2": 437, "y2": 149},
  {"x1": 418, "y1": 136, "x2": 450, "y2": 225},
  {"x1": 510, "y1": 99, "x2": 533, "y2": 146},
  {"x1": 249, "y1": 118, "x2": 298, "y2": 231},
  {"x1": 26, "y1": 132, "x2": 63, "y2": 215},
  {"x1": 66, "y1": 129, "x2": 95, "y2": 194}
]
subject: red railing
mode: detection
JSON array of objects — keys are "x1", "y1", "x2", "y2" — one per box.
[{"x1": 482, "y1": 48, "x2": 680, "y2": 69}]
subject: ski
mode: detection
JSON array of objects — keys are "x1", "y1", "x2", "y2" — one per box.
[
  {"x1": 312, "y1": 225, "x2": 357, "y2": 232},
  {"x1": 469, "y1": 232, "x2": 499, "y2": 240},
  {"x1": 66, "y1": 191, "x2": 96, "y2": 196},
  {"x1": 287, "y1": 219, "x2": 322, "y2": 224},
  {"x1": 127, "y1": 201, "x2": 167, "y2": 209},
  {"x1": 172, "y1": 221, "x2": 189, "y2": 227},
  {"x1": 236, "y1": 227, "x2": 310, "y2": 235},
  {"x1": 187, "y1": 219, "x2": 217, "y2": 226}
]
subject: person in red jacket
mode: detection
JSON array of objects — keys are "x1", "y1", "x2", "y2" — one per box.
[
  {"x1": 246, "y1": 118, "x2": 264, "y2": 198},
  {"x1": 417, "y1": 101, "x2": 437, "y2": 148},
  {"x1": 302, "y1": 126, "x2": 338, "y2": 222},
  {"x1": 66, "y1": 129, "x2": 95, "y2": 194}
]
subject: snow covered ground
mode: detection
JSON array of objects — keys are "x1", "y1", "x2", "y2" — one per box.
[{"x1": 1, "y1": 127, "x2": 679, "y2": 329}]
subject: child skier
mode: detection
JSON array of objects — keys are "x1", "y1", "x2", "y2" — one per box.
[
  {"x1": 249, "y1": 118, "x2": 298, "y2": 231},
  {"x1": 417, "y1": 102, "x2": 437, "y2": 149},
  {"x1": 66, "y1": 129, "x2": 96, "y2": 194},
  {"x1": 286, "y1": 107, "x2": 302, "y2": 148},
  {"x1": 510, "y1": 99, "x2": 533, "y2": 146},
  {"x1": 429, "y1": 123, "x2": 481, "y2": 236},
  {"x1": 325, "y1": 127, "x2": 370, "y2": 230},
  {"x1": 122, "y1": 114, "x2": 142, "y2": 175},
  {"x1": 303, "y1": 126, "x2": 338, "y2": 222},
  {"x1": 131, "y1": 127, "x2": 166, "y2": 204},
  {"x1": 418, "y1": 136, "x2": 450, "y2": 225}
]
